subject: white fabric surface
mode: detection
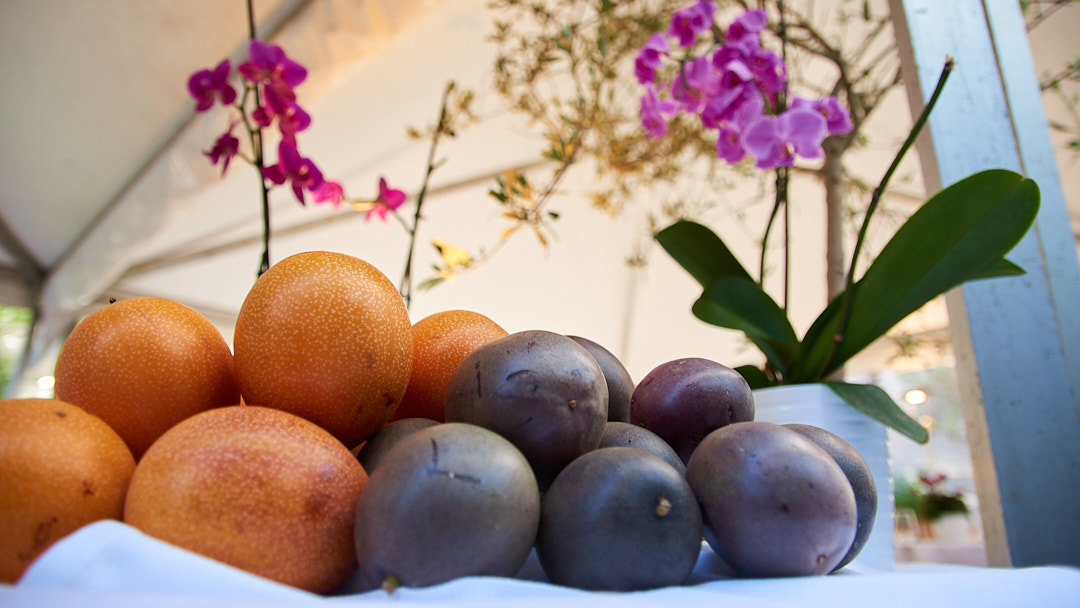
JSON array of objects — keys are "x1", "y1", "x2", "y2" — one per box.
[{"x1": 4, "y1": 520, "x2": 1080, "y2": 607}]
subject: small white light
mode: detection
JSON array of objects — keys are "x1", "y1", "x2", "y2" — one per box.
[
  {"x1": 904, "y1": 388, "x2": 928, "y2": 406},
  {"x1": 37, "y1": 375, "x2": 55, "y2": 391},
  {"x1": 918, "y1": 414, "x2": 934, "y2": 430}
]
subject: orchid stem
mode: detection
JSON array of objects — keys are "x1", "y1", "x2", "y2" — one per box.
[
  {"x1": 399, "y1": 81, "x2": 455, "y2": 309},
  {"x1": 246, "y1": 0, "x2": 271, "y2": 277},
  {"x1": 760, "y1": 0, "x2": 790, "y2": 312},
  {"x1": 825, "y1": 57, "x2": 955, "y2": 374},
  {"x1": 778, "y1": 0, "x2": 789, "y2": 314}
]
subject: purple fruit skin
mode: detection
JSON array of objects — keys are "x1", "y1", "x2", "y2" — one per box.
[
  {"x1": 536, "y1": 447, "x2": 702, "y2": 591},
  {"x1": 686, "y1": 421, "x2": 857, "y2": 578},
  {"x1": 444, "y1": 330, "x2": 608, "y2": 490},
  {"x1": 568, "y1": 336, "x2": 634, "y2": 423},
  {"x1": 785, "y1": 423, "x2": 877, "y2": 572},
  {"x1": 630, "y1": 357, "x2": 754, "y2": 464},
  {"x1": 598, "y1": 421, "x2": 686, "y2": 476},
  {"x1": 353, "y1": 423, "x2": 540, "y2": 588},
  {"x1": 356, "y1": 417, "x2": 440, "y2": 474}
]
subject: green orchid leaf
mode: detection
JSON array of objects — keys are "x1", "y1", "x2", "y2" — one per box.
[
  {"x1": 824, "y1": 381, "x2": 929, "y2": 444},
  {"x1": 655, "y1": 220, "x2": 754, "y2": 288},
  {"x1": 692, "y1": 277, "x2": 798, "y2": 375},
  {"x1": 735, "y1": 365, "x2": 774, "y2": 389},
  {"x1": 791, "y1": 291, "x2": 844, "y2": 383},
  {"x1": 793, "y1": 257, "x2": 1020, "y2": 383},
  {"x1": 964, "y1": 257, "x2": 1025, "y2": 281},
  {"x1": 793, "y1": 259, "x2": 1026, "y2": 384},
  {"x1": 794, "y1": 169, "x2": 1039, "y2": 381}
]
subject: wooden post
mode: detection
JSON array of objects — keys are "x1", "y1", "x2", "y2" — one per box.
[{"x1": 890, "y1": 0, "x2": 1080, "y2": 568}]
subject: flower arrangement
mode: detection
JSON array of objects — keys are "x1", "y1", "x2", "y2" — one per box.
[
  {"x1": 186, "y1": 9, "x2": 467, "y2": 309},
  {"x1": 641, "y1": 2, "x2": 1041, "y2": 442},
  {"x1": 187, "y1": 40, "x2": 370, "y2": 272},
  {"x1": 637, "y1": 4, "x2": 854, "y2": 168},
  {"x1": 895, "y1": 472, "x2": 970, "y2": 537}
]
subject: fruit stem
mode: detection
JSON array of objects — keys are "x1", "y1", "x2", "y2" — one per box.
[
  {"x1": 656, "y1": 496, "x2": 672, "y2": 517},
  {"x1": 381, "y1": 575, "x2": 401, "y2": 594}
]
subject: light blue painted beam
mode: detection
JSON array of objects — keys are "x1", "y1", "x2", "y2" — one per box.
[{"x1": 890, "y1": 0, "x2": 1080, "y2": 568}]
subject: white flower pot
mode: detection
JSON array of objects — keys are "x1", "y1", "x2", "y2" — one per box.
[
  {"x1": 752, "y1": 383, "x2": 896, "y2": 572},
  {"x1": 930, "y1": 513, "x2": 972, "y2": 542}
]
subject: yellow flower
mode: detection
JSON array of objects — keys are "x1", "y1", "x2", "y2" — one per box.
[{"x1": 431, "y1": 238, "x2": 472, "y2": 269}]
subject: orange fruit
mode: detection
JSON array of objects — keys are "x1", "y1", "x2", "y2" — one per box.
[
  {"x1": 232, "y1": 251, "x2": 413, "y2": 447},
  {"x1": 53, "y1": 296, "x2": 241, "y2": 460},
  {"x1": 123, "y1": 405, "x2": 367, "y2": 593},
  {"x1": 0, "y1": 398, "x2": 135, "y2": 583},
  {"x1": 390, "y1": 310, "x2": 508, "y2": 423}
]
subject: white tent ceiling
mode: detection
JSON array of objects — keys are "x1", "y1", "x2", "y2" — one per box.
[
  {"x1": 1, "y1": 0, "x2": 1077, "y2": 395},
  {"x1": 1, "y1": 0, "x2": 550, "y2": 380}
]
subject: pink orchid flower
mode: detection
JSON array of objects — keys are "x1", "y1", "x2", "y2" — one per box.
[
  {"x1": 791, "y1": 96, "x2": 855, "y2": 135},
  {"x1": 634, "y1": 32, "x2": 671, "y2": 85},
  {"x1": 311, "y1": 180, "x2": 345, "y2": 208},
  {"x1": 368, "y1": 178, "x2": 406, "y2": 221},
  {"x1": 743, "y1": 107, "x2": 827, "y2": 169},
  {"x1": 641, "y1": 84, "x2": 679, "y2": 139},
  {"x1": 203, "y1": 122, "x2": 240, "y2": 175},
  {"x1": 238, "y1": 40, "x2": 308, "y2": 93},
  {"x1": 667, "y1": 0, "x2": 717, "y2": 48},
  {"x1": 714, "y1": 90, "x2": 764, "y2": 164},
  {"x1": 262, "y1": 141, "x2": 324, "y2": 205},
  {"x1": 726, "y1": 8, "x2": 768, "y2": 49},
  {"x1": 187, "y1": 59, "x2": 236, "y2": 112}
]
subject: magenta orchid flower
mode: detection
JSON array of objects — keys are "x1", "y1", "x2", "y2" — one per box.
[
  {"x1": 671, "y1": 56, "x2": 718, "y2": 114},
  {"x1": 667, "y1": 0, "x2": 716, "y2": 47},
  {"x1": 367, "y1": 178, "x2": 407, "y2": 221},
  {"x1": 238, "y1": 40, "x2": 308, "y2": 92},
  {"x1": 203, "y1": 122, "x2": 240, "y2": 175},
  {"x1": 791, "y1": 96, "x2": 854, "y2": 135},
  {"x1": 187, "y1": 59, "x2": 237, "y2": 112},
  {"x1": 701, "y1": 53, "x2": 755, "y2": 128},
  {"x1": 714, "y1": 89, "x2": 764, "y2": 163},
  {"x1": 715, "y1": 123, "x2": 747, "y2": 164},
  {"x1": 252, "y1": 85, "x2": 291, "y2": 127},
  {"x1": 276, "y1": 103, "x2": 312, "y2": 143},
  {"x1": 311, "y1": 180, "x2": 345, "y2": 208},
  {"x1": 247, "y1": 63, "x2": 312, "y2": 144},
  {"x1": 641, "y1": 84, "x2": 679, "y2": 139},
  {"x1": 262, "y1": 141, "x2": 324, "y2": 204},
  {"x1": 639, "y1": 6, "x2": 853, "y2": 184},
  {"x1": 635, "y1": 33, "x2": 671, "y2": 84},
  {"x1": 712, "y1": 46, "x2": 753, "y2": 85},
  {"x1": 748, "y1": 47, "x2": 786, "y2": 95},
  {"x1": 742, "y1": 107, "x2": 827, "y2": 169},
  {"x1": 701, "y1": 85, "x2": 749, "y2": 128},
  {"x1": 726, "y1": 8, "x2": 767, "y2": 49}
]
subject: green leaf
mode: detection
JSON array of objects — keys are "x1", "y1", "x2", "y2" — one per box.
[
  {"x1": 736, "y1": 365, "x2": 774, "y2": 389},
  {"x1": 824, "y1": 381, "x2": 929, "y2": 444},
  {"x1": 792, "y1": 291, "x2": 845, "y2": 382},
  {"x1": 655, "y1": 220, "x2": 754, "y2": 288},
  {"x1": 417, "y1": 276, "x2": 445, "y2": 291},
  {"x1": 692, "y1": 278, "x2": 798, "y2": 375},
  {"x1": 794, "y1": 169, "x2": 1040, "y2": 381},
  {"x1": 964, "y1": 257, "x2": 1025, "y2": 281}
]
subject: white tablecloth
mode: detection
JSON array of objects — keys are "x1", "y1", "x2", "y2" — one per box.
[{"x1": 3, "y1": 520, "x2": 1079, "y2": 607}]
